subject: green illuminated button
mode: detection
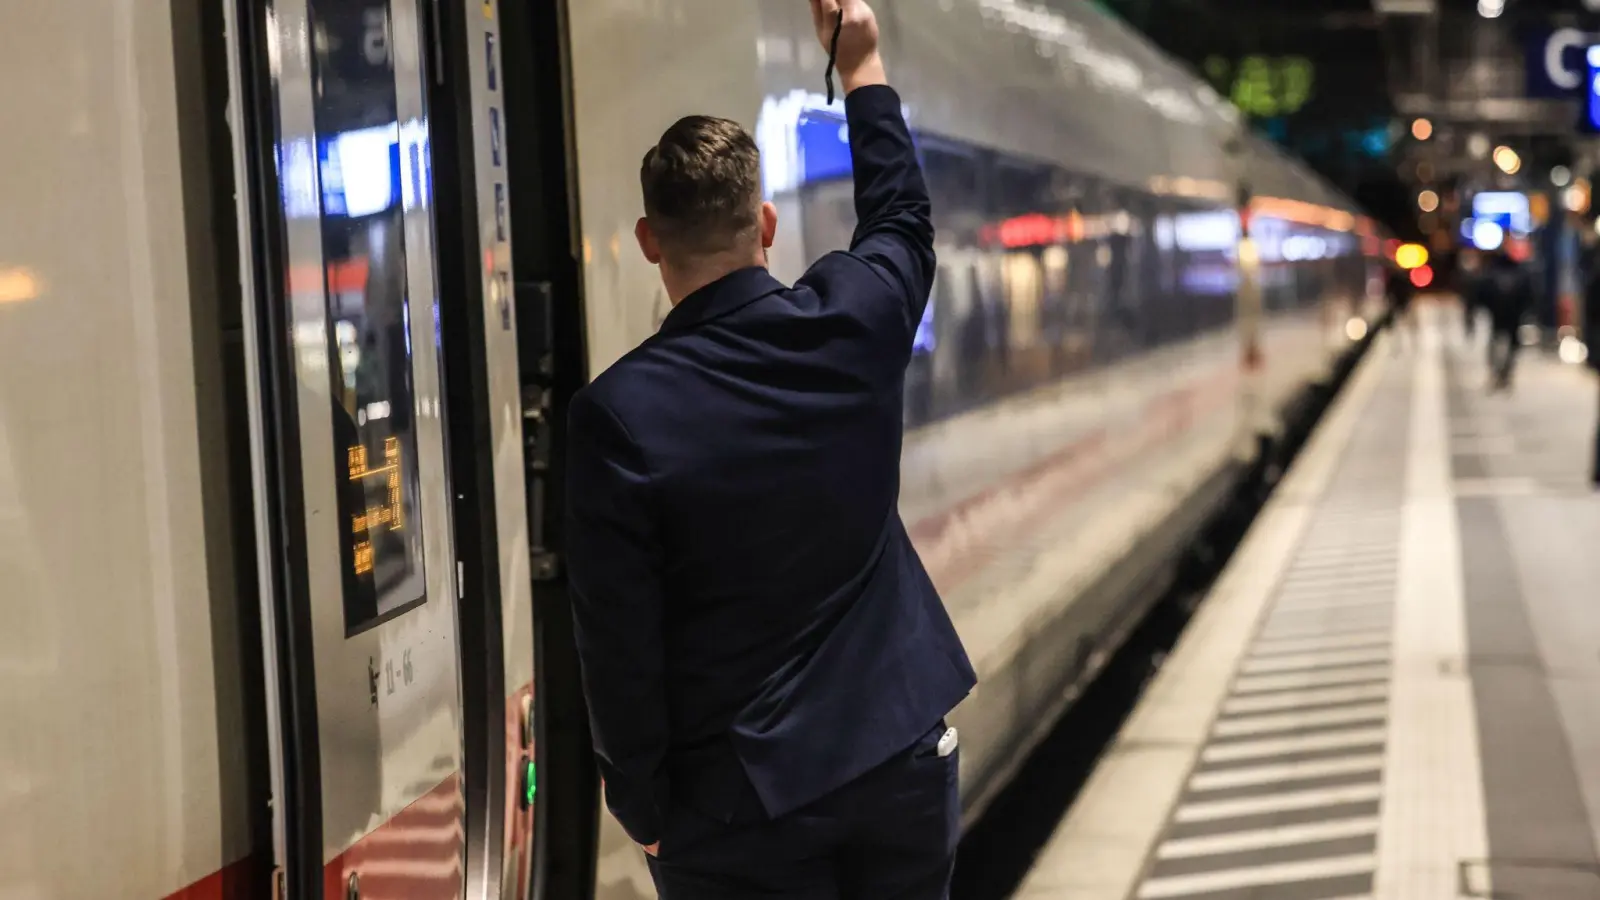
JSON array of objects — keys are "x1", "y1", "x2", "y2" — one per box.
[{"x1": 524, "y1": 758, "x2": 536, "y2": 808}]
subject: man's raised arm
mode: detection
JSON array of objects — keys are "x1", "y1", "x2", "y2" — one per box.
[{"x1": 809, "y1": 0, "x2": 936, "y2": 328}]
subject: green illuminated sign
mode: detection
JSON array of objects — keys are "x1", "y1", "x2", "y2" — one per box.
[
  {"x1": 1205, "y1": 55, "x2": 1315, "y2": 118},
  {"x1": 525, "y1": 759, "x2": 536, "y2": 807}
]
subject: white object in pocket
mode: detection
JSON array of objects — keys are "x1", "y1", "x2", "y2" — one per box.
[{"x1": 936, "y1": 727, "x2": 959, "y2": 758}]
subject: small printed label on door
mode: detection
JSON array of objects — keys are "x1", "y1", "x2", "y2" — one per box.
[
  {"x1": 384, "y1": 649, "x2": 415, "y2": 697},
  {"x1": 485, "y1": 32, "x2": 498, "y2": 91},
  {"x1": 490, "y1": 107, "x2": 502, "y2": 167}
]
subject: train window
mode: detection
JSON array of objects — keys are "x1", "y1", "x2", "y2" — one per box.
[{"x1": 308, "y1": 0, "x2": 430, "y2": 634}]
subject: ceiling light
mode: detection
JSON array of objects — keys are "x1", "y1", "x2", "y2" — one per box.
[{"x1": 1493, "y1": 145, "x2": 1521, "y2": 175}]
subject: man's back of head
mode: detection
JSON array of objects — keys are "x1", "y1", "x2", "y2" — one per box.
[{"x1": 636, "y1": 116, "x2": 778, "y2": 304}]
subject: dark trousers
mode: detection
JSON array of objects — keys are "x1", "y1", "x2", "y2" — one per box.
[
  {"x1": 1489, "y1": 325, "x2": 1520, "y2": 388},
  {"x1": 647, "y1": 722, "x2": 960, "y2": 900}
]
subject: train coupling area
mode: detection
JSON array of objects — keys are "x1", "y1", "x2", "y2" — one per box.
[{"x1": 1015, "y1": 302, "x2": 1600, "y2": 900}]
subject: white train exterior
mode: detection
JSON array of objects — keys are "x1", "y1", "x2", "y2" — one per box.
[{"x1": 0, "y1": 0, "x2": 1385, "y2": 898}]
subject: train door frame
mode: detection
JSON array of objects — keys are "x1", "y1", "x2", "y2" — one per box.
[
  {"x1": 224, "y1": 0, "x2": 324, "y2": 892},
  {"x1": 224, "y1": 0, "x2": 553, "y2": 895},
  {"x1": 423, "y1": 0, "x2": 603, "y2": 894},
  {"x1": 495, "y1": 1, "x2": 606, "y2": 895},
  {"x1": 423, "y1": 0, "x2": 518, "y2": 894}
]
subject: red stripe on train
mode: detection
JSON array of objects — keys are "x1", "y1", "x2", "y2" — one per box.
[
  {"x1": 163, "y1": 686, "x2": 535, "y2": 899},
  {"x1": 165, "y1": 857, "x2": 267, "y2": 899},
  {"x1": 908, "y1": 365, "x2": 1241, "y2": 594},
  {"x1": 323, "y1": 774, "x2": 466, "y2": 899}
]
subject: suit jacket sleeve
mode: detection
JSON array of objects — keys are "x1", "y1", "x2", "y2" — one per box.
[
  {"x1": 843, "y1": 83, "x2": 937, "y2": 335},
  {"x1": 565, "y1": 390, "x2": 669, "y2": 846}
]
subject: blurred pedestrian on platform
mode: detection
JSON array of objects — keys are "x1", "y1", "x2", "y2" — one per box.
[
  {"x1": 1481, "y1": 243, "x2": 1534, "y2": 392},
  {"x1": 1386, "y1": 262, "x2": 1416, "y2": 352},
  {"x1": 1458, "y1": 248, "x2": 1484, "y2": 343}
]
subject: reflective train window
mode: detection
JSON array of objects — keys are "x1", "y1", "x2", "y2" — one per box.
[{"x1": 308, "y1": 0, "x2": 430, "y2": 634}]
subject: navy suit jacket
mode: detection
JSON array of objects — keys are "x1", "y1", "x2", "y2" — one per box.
[{"x1": 565, "y1": 84, "x2": 977, "y2": 846}]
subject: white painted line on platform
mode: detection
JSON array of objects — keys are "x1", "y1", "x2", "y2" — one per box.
[
  {"x1": 1223, "y1": 682, "x2": 1389, "y2": 716},
  {"x1": 1250, "y1": 631, "x2": 1392, "y2": 657},
  {"x1": 1453, "y1": 476, "x2": 1539, "y2": 497},
  {"x1": 1174, "y1": 783, "x2": 1383, "y2": 823},
  {"x1": 1275, "y1": 579, "x2": 1401, "y2": 599},
  {"x1": 1232, "y1": 665, "x2": 1391, "y2": 696},
  {"x1": 1212, "y1": 703, "x2": 1389, "y2": 739},
  {"x1": 1138, "y1": 854, "x2": 1376, "y2": 899},
  {"x1": 1156, "y1": 816, "x2": 1381, "y2": 860},
  {"x1": 1373, "y1": 311, "x2": 1490, "y2": 900},
  {"x1": 1286, "y1": 547, "x2": 1401, "y2": 565},
  {"x1": 1240, "y1": 647, "x2": 1391, "y2": 676},
  {"x1": 1255, "y1": 619, "x2": 1394, "y2": 643},
  {"x1": 1189, "y1": 752, "x2": 1385, "y2": 792},
  {"x1": 1008, "y1": 340, "x2": 1393, "y2": 900},
  {"x1": 1201, "y1": 727, "x2": 1387, "y2": 764},
  {"x1": 1266, "y1": 599, "x2": 1394, "y2": 619}
]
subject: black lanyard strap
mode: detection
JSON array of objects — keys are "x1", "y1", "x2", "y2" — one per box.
[{"x1": 825, "y1": 10, "x2": 844, "y2": 105}]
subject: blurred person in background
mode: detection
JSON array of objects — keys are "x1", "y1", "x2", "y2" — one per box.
[
  {"x1": 564, "y1": 1, "x2": 975, "y2": 897},
  {"x1": 1482, "y1": 241, "x2": 1535, "y2": 392},
  {"x1": 1458, "y1": 248, "x2": 1484, "y2": 343},
  {"x1": 1386, "y1": 260, "x2": 1416, "y2": 352}
]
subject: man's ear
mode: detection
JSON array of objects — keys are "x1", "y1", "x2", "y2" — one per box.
[
  {"x1": 636, "y1": 217, "x2": 663, "y2": 265},
  {"x1": 760, "y1": 201, "x2": 779, "y2": 250}
]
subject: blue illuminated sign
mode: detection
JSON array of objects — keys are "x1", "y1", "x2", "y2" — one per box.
[
  {"x1": 1472, "y1": 192, "x2": 1531, "y2": 236},
  {"x1": 319, "y1": 126, "x2": 404, "y2": 218},
  {"x1": 1527, "y1": 28, "x2": 1596, "y2": 99},
  {"x1": 796, "y1": 110, "x2": 853, "y2": 186},
  {"x1": 286, "y1": 122, "x2": 431, "y2": 220},
  {"x1": 1586, "y1": 46, "x2": 1600, "y2": 132}
]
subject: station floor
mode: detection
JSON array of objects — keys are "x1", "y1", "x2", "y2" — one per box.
[{"x1": 1014, "y1": 302, "x2": 1600, "y2": 900}]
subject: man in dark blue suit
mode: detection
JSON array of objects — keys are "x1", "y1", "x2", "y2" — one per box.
[{"x1": 564, "y1": 0, "x2": 976, "y2": 895}]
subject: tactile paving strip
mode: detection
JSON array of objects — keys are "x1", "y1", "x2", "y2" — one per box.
[{"x1": 1130, "y1": 361, "x2": 1413, "y2": 900}]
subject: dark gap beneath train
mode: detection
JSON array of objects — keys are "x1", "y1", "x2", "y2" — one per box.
[{"x1": 950, "y1": 317, "x2": 1385, "y2": 900}]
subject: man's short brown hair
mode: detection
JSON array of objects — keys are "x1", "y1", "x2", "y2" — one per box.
[{"x1": 641, "y1": 116, "x2": 763, "y2": 258}]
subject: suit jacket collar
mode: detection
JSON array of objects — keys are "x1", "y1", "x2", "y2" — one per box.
[{"x1": 660, "y1": 266, "x2": 786, "y2": 334}]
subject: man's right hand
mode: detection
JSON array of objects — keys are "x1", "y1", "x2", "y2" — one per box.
[{"x1": 809, "y1": 0, "x2": 888, "y2": 93}]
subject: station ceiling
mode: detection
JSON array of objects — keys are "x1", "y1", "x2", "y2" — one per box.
[{"x1": 1105, "y1": 0, "x2": 1600, "y2": 237}]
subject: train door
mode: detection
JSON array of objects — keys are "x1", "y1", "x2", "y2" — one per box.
[
  {"x1": 224, "y1": 0, "x2": 537, "y2": 896},
  {"x1": 426, "y1": 0, "x2": 542, "y2": 896}
]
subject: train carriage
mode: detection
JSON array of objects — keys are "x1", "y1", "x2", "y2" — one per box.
[{"x1": 0, "y1": 1, "x2": 1384, "y2": 898}]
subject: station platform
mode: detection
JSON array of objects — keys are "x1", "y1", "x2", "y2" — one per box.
[{"x1": 1015, "y1": 302, "x2": 1600, "y2": 900}]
